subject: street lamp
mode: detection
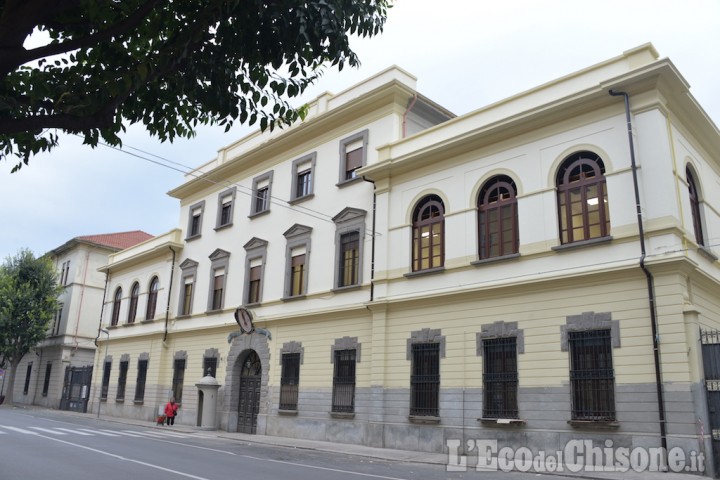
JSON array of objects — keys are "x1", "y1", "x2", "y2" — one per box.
[{"x1": 96, "y1": 328, "x2": 110, "y2": 419}]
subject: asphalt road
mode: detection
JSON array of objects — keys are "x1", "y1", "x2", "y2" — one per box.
[{"x1": 0, "y1": 407, "x2": 535, "y2": 480}]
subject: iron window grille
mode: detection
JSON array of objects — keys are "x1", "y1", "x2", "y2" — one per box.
[
  {"x1": 172, "y1": 358, "x2": 186, "y2": 404},
  {"x1": 203, "y1": 357, "x2": 218, "y2": 378},
  {"x1": 412, "y1": 195, "x2": 445, "y2": 272},
  {"x1": 101, "y1": 361, "x2": 111, "y2": 400},
  {"x1": 135, "y1": 359, "x2": 148, "y2": 402},
  {"x1": 339, "y1": 232, "x2": 360, "y2": 287},
  {"x1": 146, "y1": 277, "x2": 159, "y2": 320},
  {"x1": 128, "y1": 282, "x2": 139, "y2": 323},
  {"x1": 557, "y1": 152, "x2": 610, "y2": 244},
  {"x1": 332, "y1": 349, "x2": 356, "y2": 413},
  {"x1": 116, "y1": 360, "x2": 128, "y2": 401},
  {"x1": 482, "y1": 337, "x2": 518, "y2": 419},
  {"x1": 42, "y1": 363, "x2": 52, "y2": 397},
  {"x1": 410, "y1": 343, "x2": 440, "y2": 416},
  {"x1": 280, "y1": 353, "x2": 300, "y2": 410},
  {"x1": 569, "y1": 329, "x2": 615, "y2": 421},
  {"x1": 23, "y1": 362, "x2": 32, "y2": 394},
  {"x1": 478, "y1": 176, "x2": 519, "y2": 259}
]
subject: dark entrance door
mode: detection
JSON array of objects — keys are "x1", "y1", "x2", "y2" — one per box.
[
  {"x1": 701, "y1": 328, "x2": 720, "y2": 476},
  {"x1": 238, "y1": 351, "x2": 261, "y2": 434},
  {"x1": 59, "y1": 365, "x2": 93, "y2": 413}
]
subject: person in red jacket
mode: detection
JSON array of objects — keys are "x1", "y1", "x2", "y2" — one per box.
[{"x1": 164, "y1": 398, "x2": 178, "y2": 426}]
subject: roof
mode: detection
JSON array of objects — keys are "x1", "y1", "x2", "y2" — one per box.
[
  {"x1": 51, "y1": 230, "x2": 154, "y2": 255},
  {"x1": 75, "y1": 231, "x2": 154, "y2": 250}
]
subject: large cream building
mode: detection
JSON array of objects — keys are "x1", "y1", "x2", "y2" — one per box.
[{"x1": 90, "y1": 44, "x2": 720, "y2": 473}]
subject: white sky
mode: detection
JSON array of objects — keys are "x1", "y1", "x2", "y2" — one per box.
[{"x1": 2, "y1": 0, "x2": 719, "y2": 260}]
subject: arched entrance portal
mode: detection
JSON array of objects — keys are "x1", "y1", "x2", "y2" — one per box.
[{"x1": 237, "y1": 350, "x2": 261, "y2": 434}]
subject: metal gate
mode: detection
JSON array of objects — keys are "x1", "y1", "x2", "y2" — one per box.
[
  {"x1": 59, "y1": 365, "x2": 93, "y2": 413},
  {"x1": 237, "y1": 351, "x2": 261, "y2": 434},
  {"x1": 700, "y1": 329, "x2": 720, "y2": 476}
]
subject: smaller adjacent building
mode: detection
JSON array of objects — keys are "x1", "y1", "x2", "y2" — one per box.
[{"x1": 7, "y1": 231, "x2": 152, "y2": 411}]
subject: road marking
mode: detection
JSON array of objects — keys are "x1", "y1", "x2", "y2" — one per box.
[
  {"x1": 242, "y1": 455, "x2": 410, "y2": 480},
  {"x1": 105, "y1": 429, "x2": 144, "y2": 437},
  {"x1": 56, "y1": 428, "x2": 94, "y2": 435},
  {"x1": 29, "y1": 427, "x2": 67, "y2": 435},
  {"x1": 0, "y1": 426, "x2": 38, "y2": 435},
  {"x1": 78, "y1": 428, "x2": 120, "y2": 436},
  {"x1": 15, "y1": 433, "x2": 215, "y2": 480}
]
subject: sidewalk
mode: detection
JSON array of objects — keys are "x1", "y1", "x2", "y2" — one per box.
[{"x1": 8, "y1": 404, "x2": 707, "y2": 480}]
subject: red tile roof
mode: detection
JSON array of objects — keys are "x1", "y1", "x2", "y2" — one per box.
[{"x1": 75, "y1": 230, "x2": 153, "y2": 251}]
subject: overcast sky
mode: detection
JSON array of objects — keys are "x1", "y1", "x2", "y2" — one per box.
[{"x1": 2, "y1": 0, "x2": 719, "y2": 260}]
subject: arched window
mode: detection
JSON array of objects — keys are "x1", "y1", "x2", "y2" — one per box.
[
  {"x1": 111, "y1": 287, "x2": 122, "y2": 326},
  {"x1": 687, "y1": 167, "x2": 704, "y2": 246},
  {"x1": 146, "y1": 276, "x2": 159, "y2": 321},
  {"x1": 556, "y1": 151, "x2": 610, "y2": 244},
  {"x1": 127, "y1": 282, "x2": 139, "y2": 324},
  {"x1": 478, "y1": 175, "x2": 518, "y2": 259},
  {"x1": 412, "y1": 195, "x2": 445, "y2": 271}
]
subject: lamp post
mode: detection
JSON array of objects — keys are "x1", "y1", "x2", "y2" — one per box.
[{"x1": 96, "y1": 328, "x2": 110, "y2": 419}]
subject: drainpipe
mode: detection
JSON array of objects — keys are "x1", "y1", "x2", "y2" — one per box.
[
  {"x1": 402, "y1": 94, "x2": 418, "y2": 138},
  {"x1": 163, "y1": 247, "x2": 177, "y2": 343},
  {"x1": 95, "y1": 270, "x2": 110, "y2": 347},
  {"x1": 361, "y1": 177, "x2": 377, "y2": 302},
  {"x1": 609, "y1": 89, "x2": 668, "y2": 458}
]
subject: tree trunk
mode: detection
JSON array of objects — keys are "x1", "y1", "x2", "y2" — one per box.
[{"x1": 3, "y1": 360, "x2": 20, "y2": 406}]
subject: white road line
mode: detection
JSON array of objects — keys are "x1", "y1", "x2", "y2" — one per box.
[
  {"x1": 77, "y1": 428, "x2": 120, "y2": 437},
  {"x1": 242, "y1": 455, "x2": 410, "y2": 480},
  {"x1": 56, "y1": 428, "x2": 94, "y2": 436},
  {"x1": 124, "y1": 430, "x2": 188, "y2": 439},
  {"x1": 104, "y1": 429, "x2": 143, "y2": 437},
  {"x1": 0, "y1": 426, "x2": 38, "y2": 435},
  {"x1": 29, "y1": 427, "x2": 67, "y2": 435}
]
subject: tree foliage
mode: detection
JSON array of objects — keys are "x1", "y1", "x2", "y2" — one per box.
[
  {"x1": 0, "y1": 249, "x2": 61, "y2": 404},
  {"x1": 0, "y1": 0, "x2": 390, "y2": 170}
]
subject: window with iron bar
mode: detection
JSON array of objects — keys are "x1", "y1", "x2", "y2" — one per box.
[
  {"x1": 280, "y1": 353, "x2": 300, "y2": 410},
  {"x1": 23, "y1": 362, "x2": 32, "y2": 395},
  {"x1": 135, "y1": 359, "x2": 148, "y2": 402},
  {"x1": 569, "y1": 329, "x2": 615, "y2": 421},
  {"x1": 42, "y1": 362, "x2": 52, "y2": 397},
  {"x1": 482, "y1": 336, "x2": 518, "y2": 419},
  {"x1": 203, "y1": 357, "x2": 218, "y2": 378},
  {"x1": 332, "y1": 349, "x2": 356, "y2": 413},
  {"x1": 101, "y1": 361, "x2": 111, "y2": 400},
  {"x1": 410, "y1": 343, "x2": 440, "y2": 416},
  {"x1": 172, "y1": 358, "x2": 186, "y2": 404},
  {"x1": 116, "y1": 360, "x2": 128, "y2": 401}
]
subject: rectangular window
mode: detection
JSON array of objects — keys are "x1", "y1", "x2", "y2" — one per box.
[
  {"x1": 23, "y1": 362, "x2": 32, "y2": 395},
  {"x1": 248, "y1": 265, "x2": 262, "y2": 304},
  {"x1": 279, "y1": 353, "x2": 300, "y2": 410},
  {"x1": 339, "y1": 232, "x2": 360, "y2": 287},
  {"x1": 345, "y1": 146, "x2": 363, "y2": 180},
  {"x1": 296, "y1": 168, "x2": 312, "y2": 199},
  {"x1": 135, "y1": 359, "x2": 148, "y2": 402},
  {"x1": 181, "y1": 280, "x2": 193, "y2": 316},
  {"x1": 410, "y1": 343, "x2": 440, "y2": 417},
  {"x1": 211, "y1": 269, "x2": 224, "y2": 310},
  {"x1": 219, "y1": 197, "x2": 233, "y2": 227},
  {"x1": 254, "y1": 186, "x2": 269, "y2": 213},
  {"x1": 51, "y1": 304, "x2": 63, "y2": 336},
  {"x1": 101, "y1": 361, "x2": 111, "y2": 400},
  {"x1": 116, "y1": 360, "x2": 129, "y2": 401},
  {"x1": 172, "y1": 358, "x2": 186, "y2": 404},
  {"x1": 290, "y1": 254, "x2": 306, "y2": 297},
  {"x1": 251, "y1": 172, "x2": 273, "y2": 216},
  {"x1": 482, "y1": 337, "x2": 518, "y2": 419},
  {"x1": 203, "y1": 357, "x2": 218, "y2": 378},
  {"x1": 332, "y1": 349, "x2": 356, "y2": 413},
  {"x1": 186, "y1": 201, "x2": 205, "y2": 239},
  {"x1": 42, "y1": 363, "x2": 52, "y2": 397},
  {"x1": 569, "y1": 329, "x2": 615, "y2": 421},
  {"x1": 59, "y1": 261, "x2": 71, "y2": 286}
]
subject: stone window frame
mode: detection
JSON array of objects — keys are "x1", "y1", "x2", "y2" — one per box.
[
  {"x1": 186, "y1": 200, "x2": 205, "y2": 241},
  {"x1": 331, "y1": 208, "x2": 366, "y2": 291},
  {"x1": 279, "y1": 341, "x2": 304, "y2": 412},
  {"x1": 249, "y1": 170, "x2": 274, "y2": 217},
  {"x1": 290, "y1": 153, "x2": 317, "y2": 203},
  {"x1": 116, "y1": 353, "x2": 130, "y2": 402},
  {"x1": 207, "y1": 249, "x2": 230, "y2": 312},
  {"x1": 172, "y1": 350, "x2": 187, "y2": 404},
  {"x1": 177, "y1": 259, "x2": 198, "y2": 317},
  {"x1": 282, "y1": 224, "x2": 312, "y2": 300},
  {"x1": 215, "y1": 187, "x2": 237, "y2": 230},
  {"x1": 330, "y1": 336, "x2": 362, "y2": 363},
  {"x1": 203, "y1": 348, "x2": 220, "y2": 377},
  {"x1": 243, "y1": 237, "x2": 268, "y2": 306},
  {"x1": 101, "y1": 356, "x2": 112, "y2": 400},
  {"x1": 560, "y1": 311, "x2": 620, "y2": 351},
  {"x1": 337, "y1": 129, "x2": 369, "y2": 187},
  {"x1": 406, "y1": 328, "x2": 445, "y2": 422},
  {"x1": 134, "y1": 352, "x2": 150, "y2": 403}
]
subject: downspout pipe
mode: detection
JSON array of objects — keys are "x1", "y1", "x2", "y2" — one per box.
[
  {"x1": 610, "y1": 89, "x2": 668, "y2": 458},
  {"x1": 95, "y1": 270, "x2": 110, "y2": 347},
  {"x1": 361, "y1": 176, "x2": 377, "y2": 302},
  {"x1": 163, "y1": 246, "x2": 176, "y2": 343}
]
